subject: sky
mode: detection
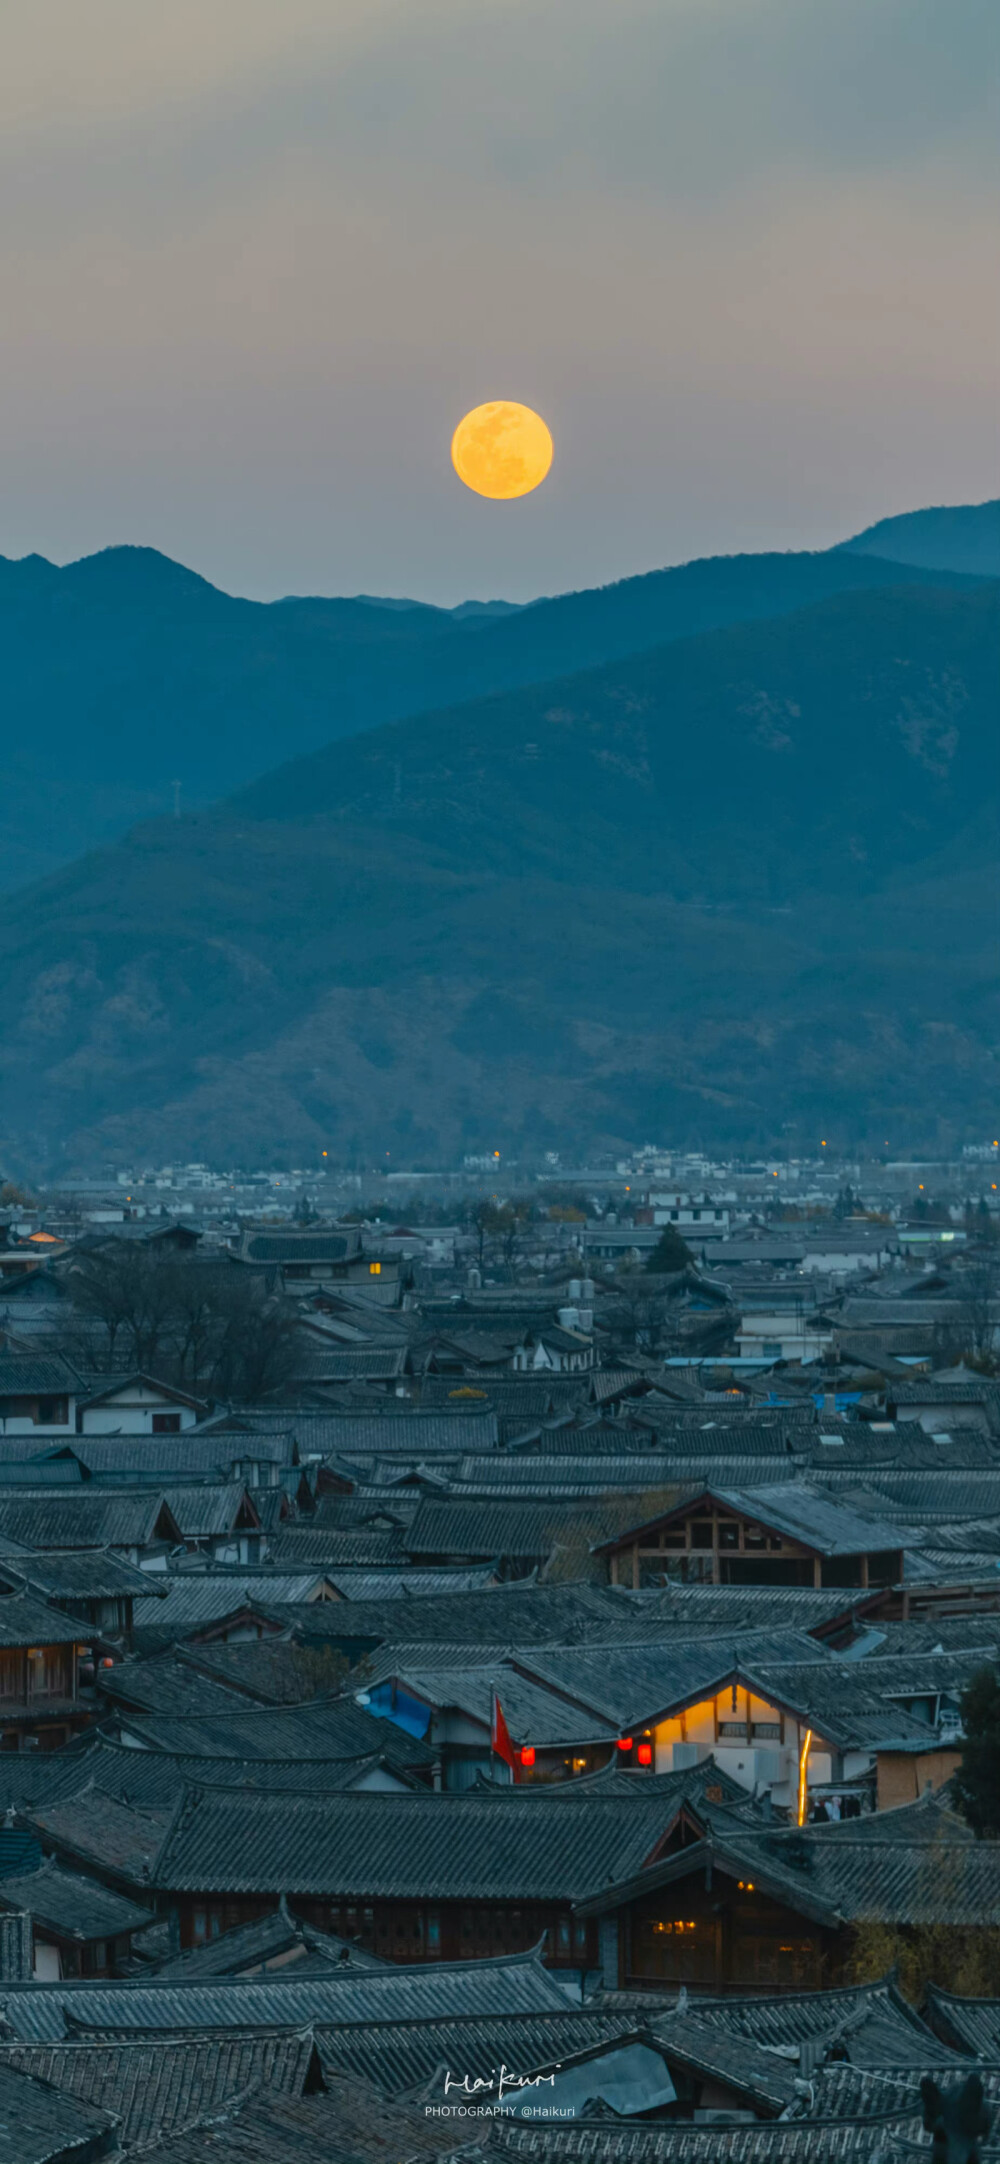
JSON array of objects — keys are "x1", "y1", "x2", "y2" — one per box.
[{"x1": 0, "y1": 0, "x2": 996, "y2": 604}]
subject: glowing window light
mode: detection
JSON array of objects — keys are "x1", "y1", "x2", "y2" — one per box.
[{"x1": 797, "y1": 1728, "x2": 814, "y2": 1827}]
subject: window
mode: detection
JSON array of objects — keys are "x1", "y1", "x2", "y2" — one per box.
[
  {"x1": 690, "y1": 1520, "x2": 714, "y2": 1550},
  {"x1": 152, "y1": 1413, "x2": 182, "y2": 1434},
  {"x1": 28, "y1": 1648, "x2": 67, "y2": 1698},
  {"x1": 35, "y1": 1398, "x2": 68, "y2": 1426},
  {"x1": 369, "y1": 1262, "x2": 382, "y2": 1275}
]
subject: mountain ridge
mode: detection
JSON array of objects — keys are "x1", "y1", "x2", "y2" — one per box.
[
  {"x1": 0, "y1": 528, "x2": 987, "y2": 890},
  {"x1": 1, "y1": 575, "x2": 996, "y2": 1173}
]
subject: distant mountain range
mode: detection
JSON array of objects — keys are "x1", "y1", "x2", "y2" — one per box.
[
  {"x1": 1, "y1": 499, "x2": 994, "y2": 888},
  {"x1": 840, "y1": 498, "x2": 1000, "y2": 577},
  {"x1": 0, "y1": 547, "x2": 996, "y2": 1173}
]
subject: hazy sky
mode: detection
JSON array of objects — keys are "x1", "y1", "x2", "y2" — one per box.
[{"x1": 1, "y1": 0, "x2": 996, "y2": 602}]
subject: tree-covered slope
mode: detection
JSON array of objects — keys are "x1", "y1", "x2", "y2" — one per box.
[
  {"x1": 0, "y1": 578, "x2": 996, "y2": 1172},
  {"x1": 0, "y1": 535, "x2": 982, "y2": 889}
]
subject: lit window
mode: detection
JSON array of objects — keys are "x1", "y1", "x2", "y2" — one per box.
[{"x1": 369, "y1": 1261, "x2": 382, "y2": 1275}]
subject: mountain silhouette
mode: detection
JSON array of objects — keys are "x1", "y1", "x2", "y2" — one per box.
[
  {"x1": 0, "y1": 575, "x2": 995, "y2": 1172},
  {"x1": 0, "y1": 530, "x2": 985, "y2": 889}
]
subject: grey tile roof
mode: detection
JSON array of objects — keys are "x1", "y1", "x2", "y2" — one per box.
[
  {"x1": 149, "y1": 1903, "x2": 387, "y2": 1979},
  {"x1": 69, "y1": 1434, "x2": 297, "y2": 1478},
  {"x1": 787, "y1": 2063, "x2": 1000, "y2": 2123},
  {"x1": 115, "y1": 1697, "x2": 436, "y2": 1766},
  {"x1": 322, "y1": 1566, "x2": 497, "y2": 1598},
  {"x1": 310, "y1": 1414, "x2": 500, "y2": 1454},
  {"x1": 618, "y1": 1585, "x2": 873, "y2": 1633},
  {"x1": 516, "y1": 1631, "x2": 830, "y2": 1729},
  {"x1": 282, "y1": 1581, "x2": 675, "y2": 1649},
  {"x1": 149, "y1": 1781, "x2": 696, "y2": 1903},
  {"x1": 174, "y1": 1637, "x2": 369, "y2": 1706},
  {"x1": 488, "y1": 2111, "x2": 932, "y2": 2159},
  {"x1": 850, "y1": 1471, "x2": 1000, "y2": 1520},
  {"x1": 0, "y1": 1948, "x2": 568, "y2": 2042},
  {"x1": 369, "y1": 1662, "x2": 619, "y2": 1745},
  {"x1": 158, "y1": 1482, "x2": 259, "y2": 1539},
  {"x1": 0, "y1": 1590, "x2": 82, "y2": 1648},
  {"x1": 924, "y1": 1983, "x2": 1000, "y2": 2057},
  {"x1": 239, "y1": 1230, "x2": 357, "y2": 1263},
  {"x1": 0, "y1": 1861, "x2": 151, "y2": 1944},
  {"x1": 265, "y1": 1529, "x2": 406, "y2": 1565},
  {"x1": 6, "y1": 1549, "x2": 155, "y2": 1601},
  {"x1": 1, "y1": 1738, "x2": 416, "y2": 1815},
  {"x1": 590, "y1": 1792, "x2": 1000, "y2": 1933},
  {"x1": 0, "y1": 2029, "x2": 319, "y2": 2150},
  {"x1": 705, "y1": 1482, "x2": 913, "y2": 1554},
  {"x1": 0, "y1": 1354, "x2": 82, "y2": 1397},
  {"x1": 302, "y1": 1348, "x2": 408, "y2": 1379},
  {"x1": 0, "y1": 2062, "x2": 114, "y2": 2164},
  {"x1": 137, "y1": 2078, "x2": 475, "y2": 2162},
  {"x1": 97, "y1": 1653, "x2": 257, "y2": 1716},
  {"x1": 26, "y1": 1789, "x2": 173, "y2": 1887},
  {"x1": 132, "y1": 1574, "x2": 333, "y2": 1632},
  {"x1": 403, "y1": 1501, "x2": 561, "y2": 1559},
  {"x1": 317, "y1": 2007, "x2": 651, "y2": 2097},
  {"x1": 0, "y1": 1491, "x2": 180, "y2": 1549},
  {"x1": 685, "y1": 1974, "x2": 955, "y2": 2066}
]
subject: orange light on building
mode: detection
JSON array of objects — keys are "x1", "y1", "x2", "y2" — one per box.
[
  {"x1": 797, "y1": 1727, "x2": 813, "y2": 1827},
  {"x1": 519, "y1": 1746, "x2": 535, "y2": 1768}
]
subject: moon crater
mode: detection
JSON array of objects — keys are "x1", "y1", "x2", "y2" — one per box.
[{"x1": 451, "y1": 401, "x2": 553, "y2": 500}]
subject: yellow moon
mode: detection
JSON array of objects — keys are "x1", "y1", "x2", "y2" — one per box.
[{"x1": 451, "y1": 401, "x2": 553, "y2": 500}]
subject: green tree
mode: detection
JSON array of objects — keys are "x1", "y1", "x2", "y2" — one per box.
[
  {"x1": 954, "y1": 1665, "x2": 1000, "y2": 1836},
  {"x1": 644, "y1": 1224, "x2": 693, "y2": 1274}
]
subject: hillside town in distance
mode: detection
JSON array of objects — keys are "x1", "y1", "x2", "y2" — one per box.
[{"x1": 0, "y1": 1140, "x2": 999, "y2": 2162}]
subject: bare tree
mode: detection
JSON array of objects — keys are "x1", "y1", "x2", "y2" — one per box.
[{"x1": 954, "y1": 1246, "x2": 1000, "y2": 1366}]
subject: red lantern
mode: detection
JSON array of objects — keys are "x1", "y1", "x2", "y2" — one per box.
[
  {"x1": 519, "y1": 1745, "x2": 535, "y2": 1768},
  {"x1": 616, "y1": 1737, "x2": 633, "y2": 1752},
  {"x1": 637, "y1": 1742, "x2": 652, "y2": 1766}
]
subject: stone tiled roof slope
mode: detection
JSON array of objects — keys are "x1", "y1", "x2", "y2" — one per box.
[
  {"x1": 514, "y1": 1631, "x2": 831, "y2": 1729},
  {"x1": 0, "y1": 1353, "x2": 83, "y2": 1396},
  {"x1": 315, "y1": 2008, "x2": 662, "y2": 2099},
  {"x1": 148, "y1": 1781, "x2": 693, "y2": 1902},
  {"x1": 0, "y1": 2062, "x2": 115, "y2": 2164},
  {"x1": 0, "y1": 1590, "x2": 83, "y2": 1647},
  {"x1": 924, "y1": 1983, "x2": 1000, "y2": 2057},
  {"x1": 0, "y1": 2027, "x2": 319, "y2": 2149},
  {"x1": 150, "y1": 1902, "x2": 387, "y2": 1978},
  {"x1": 485, "y1": 2111, "x2": 950, "y2": 2160},
  {"x1": 115, "y1": 1697, "x2": 435, "y2": 1766},
  {"x1": 138, "y1": 2079, "x2": 479, "y2": 2162},
  {"x1": 0, "y1": 1947, "x2": 568, "y2": 2044},
  {"x1": 0, "y1": 1860, "x2": 152, "y2": 1942},
  {"x1": 681, "y1": 1974, "x2": 962, "y2": 2068}
]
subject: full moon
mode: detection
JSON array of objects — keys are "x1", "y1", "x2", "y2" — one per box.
[{"x1": 451, "y1": 401, "x2": 553, "y2": 500}]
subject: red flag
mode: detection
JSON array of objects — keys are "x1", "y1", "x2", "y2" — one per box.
[{"x1": 491, "y1": 1689, "x2": 518, "y2": 1775}]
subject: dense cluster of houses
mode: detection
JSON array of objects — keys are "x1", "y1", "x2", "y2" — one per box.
[{"x1": 0, "y1": 1197, "x2": 997, "y2": 2160}]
